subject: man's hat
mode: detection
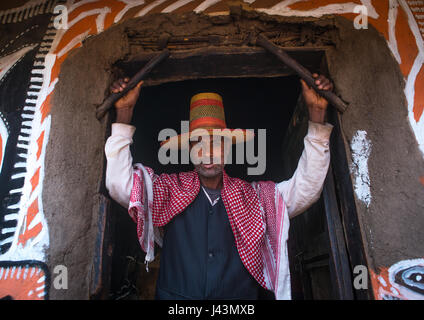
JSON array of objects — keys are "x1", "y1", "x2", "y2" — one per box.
[{"x1": 160, "y1": 92, "x2": 254, "y2": 150}]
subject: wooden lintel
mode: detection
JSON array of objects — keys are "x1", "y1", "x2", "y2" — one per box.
[{"x1": 116, "y1": 46, "x2": 328, "y2": 87}]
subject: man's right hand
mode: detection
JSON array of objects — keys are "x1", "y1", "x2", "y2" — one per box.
[{"x1": 111, "y1": 78, "x2": 144, "y2": 124}]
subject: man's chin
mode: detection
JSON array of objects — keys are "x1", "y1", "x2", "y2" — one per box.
[
  {"x1": 195, "y1": 164, "x2": 224, "y2": 178},
  {"x1": 201, "y1": 163, "x2": 216, "y2": 170}
]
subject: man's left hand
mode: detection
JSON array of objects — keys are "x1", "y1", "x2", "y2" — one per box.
[{"x1": 301, "y1": 73, "x2": 334, "y2": 124}]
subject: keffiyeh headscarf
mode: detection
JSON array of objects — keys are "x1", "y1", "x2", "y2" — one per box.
[{"x1": 128, "y1": 164, "x2": 291, "y2": 299}]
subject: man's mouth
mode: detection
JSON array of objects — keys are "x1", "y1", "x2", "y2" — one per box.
[{"x1": 201, "y1": 163, "x2": 215, "y2": 169}]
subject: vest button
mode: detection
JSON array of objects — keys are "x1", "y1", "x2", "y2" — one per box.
[{"x1": 208, "y1": 252, "x2": 214, "y2": 258}]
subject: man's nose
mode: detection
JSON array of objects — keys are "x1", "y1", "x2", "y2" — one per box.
[{"x1": 203, "y1": 147, "x2": 211, "y2": 158}]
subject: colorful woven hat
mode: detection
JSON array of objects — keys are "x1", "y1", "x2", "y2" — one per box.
[{"x1": 160, "y1": 92, "x2": 254, "y2": 150}]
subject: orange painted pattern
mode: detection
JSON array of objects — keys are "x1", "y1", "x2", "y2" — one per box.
[
  {"x1": 44, "y1": 0, "x2": 424, "y2": 125},
  {"x1": 283, "y1": 0, "x2": 423, "y2": 125},
  {"x1": 395, "y1": 4, "x2": 419, "y2": 79},
  {"x1": 408, "y1": 0, "x2": 424, "y2": 39},
  {"x1": 370, "y1": 260, "x2": 424, "y2": 300},
  {"x1": 36, "y1": 131, "x2": 45, "y2": 161},
  {"x1": 30, "y1": 167, "x2": 40, "y2": 194},
  {"x1": 18, "y1": 198, "x2": 43, "y2": 247},
  {"x1": 40, "y1": 92, "x2": 52, "y2": 123},
  {"x1": 370, "y1": 267, "x2": 399, "y2": 299},
  {"x1": 0, "y1": 265, "x2": 46, "y2": 300}
]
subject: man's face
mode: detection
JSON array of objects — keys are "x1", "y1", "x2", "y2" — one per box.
[{"x1": 189, "y1": 135, "x2": 230, "y2": 178}]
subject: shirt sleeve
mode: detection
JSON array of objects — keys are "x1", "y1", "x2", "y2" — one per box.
[
  {"x1": 277, "y1": 121, "x2": 333, "y2": 218},
  {"x1": 104, "y1": 123, "x2": 136, "y2": 209}
]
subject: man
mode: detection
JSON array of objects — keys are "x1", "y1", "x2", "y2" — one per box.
[{"x1": 105, "y1": 74, "x2": 334, "y2": 300}]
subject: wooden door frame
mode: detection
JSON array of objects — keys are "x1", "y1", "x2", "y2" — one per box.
[
  {"x1": 100, "y1": 45, "x2": 370, "y2": 300},
  {"x1": 325, "y1": 99, "x2": 372, "y2": 300}
]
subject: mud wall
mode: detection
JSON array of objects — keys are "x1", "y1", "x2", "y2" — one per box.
[
  {"x1": 326, "y1": 17, "x2": 424, "y2": 300},
  {"x1": 43, "y1": 29, "x2": 130, "y2": 299}
]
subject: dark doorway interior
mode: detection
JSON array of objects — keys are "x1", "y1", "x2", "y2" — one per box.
[
  {"x1": 109, "y1": 75, "x2": 301, "y2": 299},
  {"x1": 131, "y1": 76, "x2": 300, "y2": 181}
]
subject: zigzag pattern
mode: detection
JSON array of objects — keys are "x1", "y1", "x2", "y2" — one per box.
[
  {"x1": 0, "y1": 260, "x2": 49, "y2": 300},
  {"x1": 0, "y1": 0, "x2": 62, "y2": 256},
  {"x1": 0, "y1": 0, "x2": 57, "y2": 24}
]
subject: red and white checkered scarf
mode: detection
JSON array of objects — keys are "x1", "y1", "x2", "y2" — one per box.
[{"x1": 128, "y1": 164, "x2": 291, "y2": 299}]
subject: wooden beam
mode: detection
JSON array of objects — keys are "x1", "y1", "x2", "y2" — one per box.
[
  {"x1": 256, "y1": 34, "x2": 348, "y2": 113},
  {"x1": 116, "y1": 46, "x2": 327, "y2": 87}
]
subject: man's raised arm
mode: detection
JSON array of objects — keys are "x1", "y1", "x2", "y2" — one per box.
[
  {"x1": 104, "y1": 78, "x2": 144, "y2": 208},
  {"x1": 277, "y1": 74, "x2": 334, "y2": 218}
]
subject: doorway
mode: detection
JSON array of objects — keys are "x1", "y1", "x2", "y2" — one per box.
[
  {"x1": 109, "y1": 75, "x2": 300, "y2": 299},
  {"x1": 105, "y1": 49, "x2": 369, "y2": 300}
]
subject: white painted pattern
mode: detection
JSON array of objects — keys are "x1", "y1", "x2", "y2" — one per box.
[
  {"x1": 0, "y1": 114, "x2": 8, "y2": 174},
  {"x1": 162, "y1": 0, "x2": 194, "y2": 13},
  {"x1": 115, "y1": 0, "x2": 145, "y2": 22},
  {"x1": 0, "y1": 0, "x2": 56, "y2": 25},
  {"x1": 350, "y1": 130, "x2": 372, "y2": 207},
  {"x1": 135, "y1": 0, "x2": 168, "y2": 17},
  {"x1": 258, "y1": 0, "x2": 378, "y2": 18},
  {"x1": 388, "y1": 0, "x2": 402, "y2": 64},
  {"x1": 0, "y1": 4, "x2": 58, "y2": 263},
  {"x1": 386, "y1": 259, "x2": 424, "y2": 299},
  {"x1": 398, "y1": 0, "x2": 424, "y2": 156},
  {"x1": 194, "y1": 0, "x2": 222, "y2": 13}
]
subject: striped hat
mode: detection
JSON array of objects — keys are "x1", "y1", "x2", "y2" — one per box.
[{"x1": 161, "y1": 92, "x2": 254, "y2": 150}]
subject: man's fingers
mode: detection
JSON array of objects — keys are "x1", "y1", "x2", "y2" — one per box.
[
  {"x1": 111, "y1": 80, "x2": 143, "y2": 93},
  {"x1": 320, "y1": 78, "x2": 332, "y2": 91},
  {"x1": 111, "y1": 77, "x2": 135, "y2": 94},
  {"x1": 314, "y1": 75, "x2": 333, "y2": 91},
  {"x1": 136, "y1": 80, "x2": 144, "y2": 89},
  {"x1": 118, "y1": 79, "x2": 127, "y2": 91},
  {"x1": 323, "y1": 83, "x2": 332, "y2": 91},
  {"x1": 319, "y1": 76, "x2": 329, "y2": 85},
  {"x1": 302, "y1": 74, "x2": 333, "y2": 91},
  {"x1": 300, "y1": 79, "x2": 310, "y2": 91},
  {"x1": 315, "y1": 75, "x2": 324, "y2": 85},
  {"x1": 111, "y1": 83, "x2": 121, "y2": 93},
  {"x1": 113, "y1": 85, "x2": 125, "y2": 93}
]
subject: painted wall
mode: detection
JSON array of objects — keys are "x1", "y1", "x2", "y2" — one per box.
[
  {"x1": 0, "y1": 0, "x2": 58, "y2": 299},
  {"x1": 0, "y1": 0, "x2": 423, "y2": 299}
]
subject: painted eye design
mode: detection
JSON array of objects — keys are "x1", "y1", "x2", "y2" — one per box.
[{"x1": 394, "y1": 265, "x2": 424, "y2": 295}]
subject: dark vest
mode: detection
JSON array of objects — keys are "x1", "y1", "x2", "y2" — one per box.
[{"x1": 155, "y1": 188, "x2": 259, "y2": 300}]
